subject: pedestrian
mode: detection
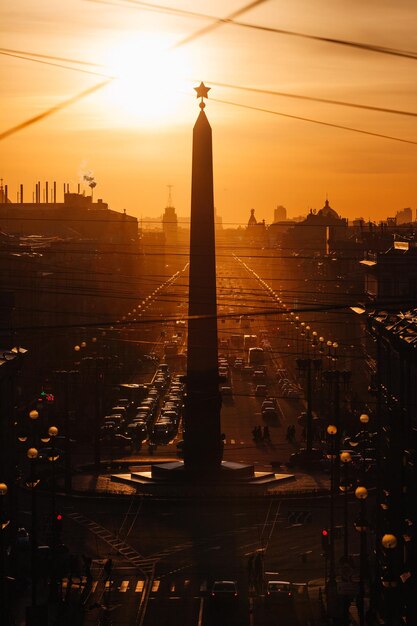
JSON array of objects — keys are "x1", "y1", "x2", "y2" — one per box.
[
  {"x1": 290, "y1": 424, "x2": 296, "y2": 442},
  {"x1": 252, "y1": 427, "x2": 257, "y2": 441},
  {"x1": 286, "y1": 425, "x2": 292, "y2": 442},
  {"x1": 247, "y1": 554, "x2": 254, "y2": 589},
  {"x1": 103, "y1": 558, "x2": 113, "y2": 583},
  {"x1": 263, "y1": 425, "x2": 270, "y2": 442},
  {"x1": 82, "y1": 554, "x2": 93, "y2": 584},
  {"x1": 256, "y1": 425, "x2": 262, "y2": 442}
]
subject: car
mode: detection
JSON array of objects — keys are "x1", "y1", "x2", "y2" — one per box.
[
  {"x1": 126, "y1": 422, "x2": 147, "y2": 441},
  {"x1": 255, "y1": 385, "x2": 268, "y2": 396},
  {"x1": 262, "y1": 407, "x2": 278, "y2": 421},
  {"x1": 265, "y1": 580, "x2": 293, "y2": 603},
  {"x1": 221, "y1": 386, "x2": 233, "y2": 396},
  {"x1": 262, "y1": 399, "x2": 275, "y2": 411},
  {"x1": 288, "y1": 448, "x2": 325, "y2": 468},
  {"x1": 253, "y1": 369, "x2": 267, "y2": 381},
  {"x1": 111, "y1": 405, "x2": 127, "y2": 417},
  {"x1": 210, "y1": 580, "x2": 238, "y2": 602}
]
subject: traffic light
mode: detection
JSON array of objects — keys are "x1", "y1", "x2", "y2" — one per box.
[
  {"x1": 321, "y1": 528, "x2": 330, "y2": 556},
  {"x1": 53, "y1": 513, "x2": 63, "y2": 537},
  {"x1": 37, "y1": 390, "x2": 55, "y2": 404}
]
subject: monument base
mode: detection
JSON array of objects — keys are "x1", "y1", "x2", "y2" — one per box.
[{"x1": 111, "y1": 460, "x2": 294, "y2": 497}]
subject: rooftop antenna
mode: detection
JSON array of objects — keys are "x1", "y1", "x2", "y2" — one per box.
[{"x1": 167, "y1": 184, "x2": 173, "y2": 207}]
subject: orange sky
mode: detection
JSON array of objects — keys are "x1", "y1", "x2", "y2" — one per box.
[{"x1": 1, "y1": 0, "x2": 417, "y2": 225}]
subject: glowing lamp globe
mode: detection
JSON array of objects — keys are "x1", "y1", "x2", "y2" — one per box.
[
  {"x1": 382, "y1": 534, "x2": 397, "y2": 549},
  {"x1": 327, "y1": 424, "x2": 337, "y2": 435},
  {"x1": 355, "y1": 486, "x2": 368, "y2": 500}
]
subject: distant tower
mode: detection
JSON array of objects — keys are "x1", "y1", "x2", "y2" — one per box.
[
  {"x1": 162, "y1": 185, "x2": 178, "y2": 243},
  {"x1": 274, "y1": 205, "x2": 287, "y2": 222},
  {"x1": 248, "y1": 208, "x2": 257, "y2": 226}
]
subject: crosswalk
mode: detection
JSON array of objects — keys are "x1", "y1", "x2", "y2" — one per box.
[
  {"x1": 61, "y1": 575, "x2": 216, "y2": 599},
  {"x1": 67, "y1": 512, "x2": 155, "y2": 575},
  {"x1": 164, "y1": 439, "x2": 246, "y2": 446}
]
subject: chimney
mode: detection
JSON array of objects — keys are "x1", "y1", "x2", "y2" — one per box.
[
  {"x1": 4, "y1": 185, "x2": 8, "y2": 203},
  {"x1": 45, "y1": 181, "x2": 49, "y2": 204},
  {"x1": 54, "y1": 181, "x2": 56, "y2": 203},
  {"x1": 20, "y1": 184, "x2": 23, "y2": 203}
]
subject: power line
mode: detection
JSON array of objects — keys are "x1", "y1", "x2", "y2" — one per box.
[
  {"x1": 0, "y1": 0, "x2": 268, "y2": 141},
  {"x1": 4, "y1": 43, "x2": 417, "y2": 119},
  {"x1": 210, "y1": 96, "x2": 417, "y2": 146},
  {"x1": 206, "y1": 80, "x2": 417, "y2": 119},
  {"x1": 88, "y1": 0, "x2": 417, "y2": 61},
  {"x1": 0, "y1": 79, "x2": 112, "y2": 141}
]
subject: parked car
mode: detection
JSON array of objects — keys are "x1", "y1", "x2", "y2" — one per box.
[
  {"x1": 210, "y1": 580, "x2": 238, "y2": 603},
  {"x1": 265, "y1": 580, "x2": 293, "y2": 603},
  {"x1": 288, "y1": 448, "x2": 324, "y2": 468},
  {"x1": 255, "y1": 385, "x2": 268, "y2": 396},
  {"x1": 262, "y1": 407, "x2": 278, "y2": 422}
]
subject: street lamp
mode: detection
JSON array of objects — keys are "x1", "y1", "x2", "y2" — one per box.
[
  {"x1": 0, "y1": 482, "x2": 8, "y2": 622},
  {"x1": 27, "y1": 446, "x2": 39, "y2": 610},
  {"x1": 355, "y1": 485, "x2": 369, "y2": 626},
  {"x1": 340, "y1": 451, "x2": 352, "y2": 559},
  {"x1": 326, "y1": 424, "x2": 338, "y2": 614},
  {"x1": 48, "y1": 426, "x2": 59, "y2": 526}
]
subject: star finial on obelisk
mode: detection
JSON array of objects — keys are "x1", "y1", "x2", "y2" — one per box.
[{"x1": 194, "y1": 82, "x2": 210, "y2": 109}]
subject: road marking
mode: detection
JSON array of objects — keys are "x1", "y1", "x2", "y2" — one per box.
[
  {"x1": 91, "y1": 581, "x2": 98, "y2": 592},
  {"x1": 105, "y1": 581, "x2": 110, "y2": 589},
  {"x1": 198, "y1": 597, "x2": 204, "y2": 626},
  {"x1": 170, "y1": 582, "x2": 176, "y2": 592},
  {"x1": 119, "y1": 580, "x2": 129, "y2": 592},
  {"x1": 169, "y1": 596, "x2": 181, "y2": 600},
  {"x1": 184, "y1": 579, "x2": 190, "y2": 587},
  {"x1": 152, "y1": 580, "x2": 160, "y2": 592},
  {"x1": 231, "y1": 439, "x2": 235, "y2": 444},
  {"x1": 200, "y1": 581, "x2": 207, "y2": 592},
  {"x1": 240, "y1": 441, "x2": 244, "y2": 444},
  {"x1": 135, "y1": 580, "x2": 144, "y2": 593}
]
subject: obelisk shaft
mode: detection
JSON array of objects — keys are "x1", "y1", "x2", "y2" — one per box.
[{"x1": 184, "y1": 108, "x2": 222, "y2": 471}]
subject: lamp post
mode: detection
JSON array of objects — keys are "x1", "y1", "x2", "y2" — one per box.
[
  {"x1": 27, "y1": 446, "x2": 39, "y2": 610},
  {"x1": 355, "y1": 485, "x2": 369, "y2": 626},
  {"x1": 48, "y1": 426, "x2": 58, "y2": 526},
  {"x1": 340, "y1": 451, "x2": 352, "y2": 559},
  {"x1": 326, "y1": 424, "x2": 338, "y2": 613},
  {"x1": 0, "y1": 482, "x2": 8, "y2": 624}
]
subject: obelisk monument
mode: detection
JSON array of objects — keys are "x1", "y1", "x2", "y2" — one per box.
[{"x1": 183, "y1": 83, "x2": 223, "y2": 472}]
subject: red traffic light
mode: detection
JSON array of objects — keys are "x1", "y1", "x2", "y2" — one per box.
[
  {"x1": 56, "y1": 514, "x2": 62, "y2": 521},
  {"x1": 322, "y1": 529, "x2": 328, "y2": 536}
]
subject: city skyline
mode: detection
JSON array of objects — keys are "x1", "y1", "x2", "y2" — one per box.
[{"x1": 1, "y1": 1, "x2": 417, "y2": 222}]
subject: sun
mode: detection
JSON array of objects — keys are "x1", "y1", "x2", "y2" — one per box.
[{"x1": 102, "y1": 33, "x2": 193, "y2": 126}]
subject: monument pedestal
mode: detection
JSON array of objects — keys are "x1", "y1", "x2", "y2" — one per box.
[{"x1": 111, "y1": 461, "x2": 294, "y2": 497}]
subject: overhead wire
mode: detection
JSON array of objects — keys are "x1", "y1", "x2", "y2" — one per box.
[
  {"x1": 210, "y1": 96, "x2": 417, "y2": 146},
  {"x1": 87, "y1": 0, "x2": 417, "y2": 62}
]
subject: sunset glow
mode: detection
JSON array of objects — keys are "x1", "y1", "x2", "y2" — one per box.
[
  {"x1": 1, "y1": 1, "x2": 417, "y2": 220},
  {"x1": 103, "y1": 33, "x2": 193, "y2": 126}
]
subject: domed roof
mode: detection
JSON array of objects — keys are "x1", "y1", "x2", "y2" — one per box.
[{"x1": 318, "y1": 199, "x2": 339, "y2": 220}]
